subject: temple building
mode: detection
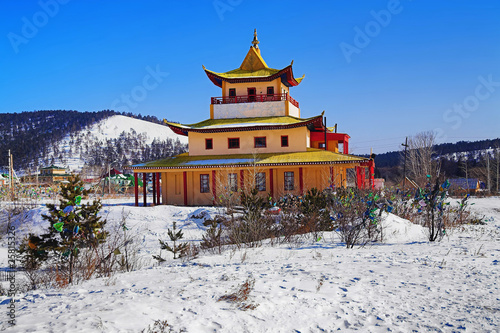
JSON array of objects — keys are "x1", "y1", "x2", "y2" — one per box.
[{"x1": 131, "y1": 30, "x2": 374, "y2": 206}]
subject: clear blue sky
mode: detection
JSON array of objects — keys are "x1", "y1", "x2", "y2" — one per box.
[{"x1": 1, "y1": 0, "x2": 499, "y2": 154}]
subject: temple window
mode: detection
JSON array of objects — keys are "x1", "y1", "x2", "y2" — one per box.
[
  {"x1": 284, "y1": 171, "x2": 294, "y2": 191},
  {"x1": 254, "y1": 136, "x2": 266, "y2": 148},
  {"x1": 281, "y1": 135, "x2": 289, "y2": 147},
  {"x1": 228, "y1": 173, "x2": 238, "y2": 192},
  {"x1": 205, "y1": 138, "x2": 213, "y2": 150},
  {"x1": 228, "y1": 138, "x2": 240, "y2": 149},
  {"x1": 255, "y1": 172, "x2": 266, "y2": 191},
  {"x1": 200, "y1": 174, "x2": 210, "y2": 193}
]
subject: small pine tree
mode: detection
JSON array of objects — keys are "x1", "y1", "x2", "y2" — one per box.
[
  {"x1": 19, "y1": 175, "x2": 107, "y2": 285},
  {"x1": 153, "y1": 222, "x2": 188, "y2": 260}
]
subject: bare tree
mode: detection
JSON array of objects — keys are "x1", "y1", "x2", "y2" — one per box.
[{"x1": 403, "y1": 131, "x2": 439, "y2": 187}]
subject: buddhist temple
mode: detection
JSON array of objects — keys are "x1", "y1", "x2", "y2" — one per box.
[{"x1": 131, "y1": 30, "x2": 374, "y2": 206}]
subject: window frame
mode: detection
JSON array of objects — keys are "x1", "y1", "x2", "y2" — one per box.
[
  {"x1": 228, "y1": 138, "x2": 240, "y2": 149},
  {"x1": 247, "y1": 87, "x2": 256, "y2": 102},
  {"x1": 255, "y1": 172, "x2": 266, "y2": 192},
  {"x1": 281, "y1": 135, "x2": 289, "y2": 147},
  {"x1": 200, "y1": 174, "x2": 210, "y2": 193},
  {"x1": 228, "y1": 88, "x2": 236, "y2": 97},
  {"x1": 205, "y1": 138, "x2": 213, "y2": 150},
  {"x1": 254, "y1": 136, "x2": 267, "y2": 148},
  {"x1": 267, "y1": 86, "x2": 274, "y2": 96},
  {"x1": 284, "y1": 171, "x2": 294, "y2": 191}
]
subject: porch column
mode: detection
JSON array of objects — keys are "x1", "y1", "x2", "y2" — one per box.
[
  {"x1": 152, "y1": 173, "x2": 157, "y2": 205},
  {"x1": 269, "y1": 168, "x2": 274, "y2": 200},
  {"x1": 212, "y1": 170, "x2": 216, "y2": 205},
  {"x1": 369, "y1": 160, "x2": 375, "y2": 189},
  {"x1": 329, "y1": 166, "x2": 334, "y2": 188},
  {"x1": 156, "y1": 172, "x2": 161, "y2": 204},
  {"x1": 299, "y1": 167, "x2": 304, "y2": 195},
  {"x1": 240, "y1": 170, "x2": 244, "y2": 193},
  {"x1": 143, "y1": 172, "x2": 147, "y2": 206},
  {"x1": 183, "y1": 171, "x2": 187, "y2": 206},
  {"x1": 134, "y1": 173, "x2": 138, "y2": 207},
  {"x1": 355, "y1": 167, "x2": 361, "y2": 189}
]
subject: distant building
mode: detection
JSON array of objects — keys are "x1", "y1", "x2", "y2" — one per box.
[
  {"x1": 448, "y1": 178, "x2": 480, "y2": 194},
  {"x1": 39, "y1": 165, "x2": 71, "y2": 184}
]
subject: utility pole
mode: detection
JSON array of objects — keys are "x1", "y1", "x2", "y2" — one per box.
[
  {"x1": 486, "y1": 153, "x2": 491, "y2": 193},
  {"x1": 8, "y1": 149, "x2": 14, "y2": 189},
  {"x1": 497, "y1": 148, "x2": 499, "y2": 193},
  {"x1": 401, "y1": 137, "x2": 408, "y2": 190}
]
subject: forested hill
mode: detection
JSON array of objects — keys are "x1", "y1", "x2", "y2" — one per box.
[
  {"x1": 0, "y1": 110, "x2": 116, "y2": 170},
  {"x1": 373, "y1": 138, "x2": 500, "y2": 168}
]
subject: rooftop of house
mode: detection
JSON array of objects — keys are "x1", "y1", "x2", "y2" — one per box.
[
  {"x1": 132, "y1": 148, "x2": 368, "y2": 169},
  {"x1": 165, "y1": 114, "x2": 326, "y2": 135}
]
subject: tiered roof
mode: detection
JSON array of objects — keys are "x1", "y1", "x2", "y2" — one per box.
[
  {"x1": 134, "y1": 148, "x2": 367, "y2": 169},
  {"x1": 165, "y1": 114, "x2": 324, "y2": 136},
  {"x1": 203, "y1": 30, "x2": 304, "y2": 88}
]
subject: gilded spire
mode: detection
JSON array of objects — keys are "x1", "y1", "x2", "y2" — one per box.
[{"x1": 252, "y1": 29, "x2": 259, "y2": 49}]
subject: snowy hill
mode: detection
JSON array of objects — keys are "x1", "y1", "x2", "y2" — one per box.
[
  {"x1": 84, "y1": 115, "x2": 182, "y2": 144},
  {"x1": 45, "y1": 115, "x2": 188, "y2": 173}
]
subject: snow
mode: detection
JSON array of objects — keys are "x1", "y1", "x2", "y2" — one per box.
[
  {"x1": 49, "y1": 115, "x2": 187, "y2": 173},
  {"x1": 1, "y1": 197, "x2": 499, "y2": 332}
]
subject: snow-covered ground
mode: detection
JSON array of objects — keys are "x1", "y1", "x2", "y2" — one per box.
[{"x1": 0, "y1": 197, "x2": 499, "y2": 332}]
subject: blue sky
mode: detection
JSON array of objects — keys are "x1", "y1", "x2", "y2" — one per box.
[{"x1": 1, "y1": 0, "x2": 499, "y2": 154}]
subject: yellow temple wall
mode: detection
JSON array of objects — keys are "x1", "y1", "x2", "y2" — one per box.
[
  {"x1": 156, "y1": 164, "x2": 352, "y2": 206},
  {"x1": 188, "y1": 127, "x2": 309, "y2": 156}
]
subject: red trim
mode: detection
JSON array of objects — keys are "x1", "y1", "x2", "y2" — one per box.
[
  {"x1": 211, "y1": 93, "x2": 299, "y2": 108},
  {"x1": 299, "y1": 167, "x2": 303, "y2": 194},
  {"x1": 156, "y1": 172, "x2": 161, "y2": 204},
  {"x1": 269, "y1": 168, "x2": 274, "y2": 199},
  {"x1": 134, "y1": 173, "x2": 139, "y2": 207},
  {"x1": 183, "y1": 171, "x2": 187, "y2": 205},
  {"x1": 212, "y1": 170, "x2": 216, "y2": 205},
  {"x1": 152, "y1": 173, "x2": 156, "y2": 205},
  {"x1": 143, "y1": 173, "x2": 147, "y2": 207},
  {"x1": 369, "y1": 160, "x2": 375, "y2": 189}
]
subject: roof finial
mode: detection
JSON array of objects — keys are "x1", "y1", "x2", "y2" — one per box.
[{"x1": 252, "y1": 29, "x2": 259, "y2": 49}]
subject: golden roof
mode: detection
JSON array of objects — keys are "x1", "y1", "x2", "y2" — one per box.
[
  {"x1": 132, "y1": 148, "x2": 368, "y2": 169},
  {"x1": 203, "y1": 31, "x2": 304, "y2": 87},
  {"x1": 165, "y1": 114, "x2": 324, "y2": 135}
]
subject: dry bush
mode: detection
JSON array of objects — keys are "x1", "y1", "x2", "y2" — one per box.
[
  {"x1": 329, "y1": 188, "x2": 385, "y2": 248},
  {"x1": 218, "y1": 277, "x2": 258, "y2": 310}
]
